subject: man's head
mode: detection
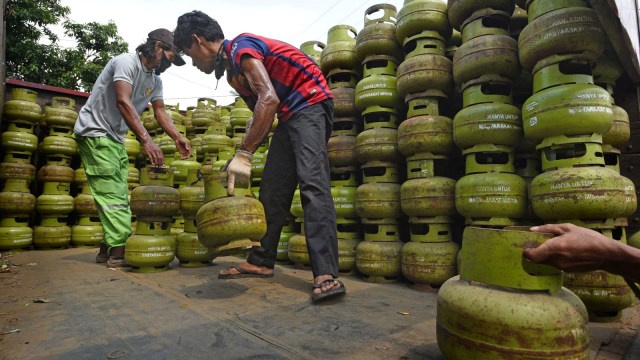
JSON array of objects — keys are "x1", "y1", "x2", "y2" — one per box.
[
  {"x1": 173, "y1": 11, "x2": 225, "y2": 76},
  {"x1": 136, "y1": 28, "x2": 186, "y2": 75}
]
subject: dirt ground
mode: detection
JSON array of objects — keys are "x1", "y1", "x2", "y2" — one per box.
[{"x1": 0, "y1": 248, "x2": 639, "y2": 360}]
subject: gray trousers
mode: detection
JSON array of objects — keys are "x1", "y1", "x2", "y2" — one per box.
[{"x1": 248, "y1": 99, "x2": 339, "y2": 278}]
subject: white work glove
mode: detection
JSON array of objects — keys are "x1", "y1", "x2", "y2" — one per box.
[{"x1": 226, "y1": 150, "x2": 253, "y2": 195}]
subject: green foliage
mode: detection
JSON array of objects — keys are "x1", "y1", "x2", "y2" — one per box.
[{"x1": 5, "y1": 0, "x2": 129, "y2": 91}]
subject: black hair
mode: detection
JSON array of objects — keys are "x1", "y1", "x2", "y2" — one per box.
[
  {"x1": 173, "y1": 10, "x2": 225, "y2": 52},
  {"x1": 136, "y1": 40, "x2": 172, "y2": 61}
]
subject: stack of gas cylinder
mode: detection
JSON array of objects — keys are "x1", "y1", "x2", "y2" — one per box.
[
  {"x1": 197, "y1": 98, "x2": 233, "y2": 175},
  {"x1": 312, "y1": 23, "x2": 363, "y2": 273},
  {"x1": 451, "y1": 0, "x2": 527, "y2": 228},
  {"x1": 396, "y1": 0, "x2": 459, "y2": 290},
  {"x1": 176, "y1": 168, "x2": 211, "y2": 267},
  {"x1": 0, "y1": 89, "x2": 41, "y2": 250},
  {"x1": 125, "y1": 165, "x2": 179, "y2": 272},
  {"x1": 34, "y1": 97, "x2": 80, "y2": 249},
  {"x1": 350, "y1": 4, "x2": 406, "y2": 283},
  {"x1": 71, "y1": 160, "x2": 103, "y2": 248},
  {"x1": 519, "y1": 0, "x2": 636, "y2": 322}
]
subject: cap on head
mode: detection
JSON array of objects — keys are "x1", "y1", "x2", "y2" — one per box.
[{"x1": 148, "y1": 28, "x2": 186, "y2": 66}]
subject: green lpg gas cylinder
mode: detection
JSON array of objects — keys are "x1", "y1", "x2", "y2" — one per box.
[
  {"x1": 355, "y1": 182, "x2": 402, "y2": 222},
  {"x1": 338, "y1": 237, "x2": 360, "y2": 274},
  {"x1": 196, "y1": 192, "x2": 266, "y2": 249},
  {"x1": 530, "y1": 166, "x2": 627, "y2": 220},
  {"x1": 401, "y1": 241, "x2": 459, "y2": 288},
  {"x1": 0, "y1": 226, "x2": 33, "y2": 251},
  {"x1": 453, "y1": 34, "x2": 519, "y2": 86},
  {"x1": 320, "y1": 25, "x2": 359, "y2": 74},
  {"x1": 356, "y1": 4, "x2": 403, "y2": 61},
  {"x1": 1, "y1": 123, "x2": 38, "y2": 153},
  {"x1": 401, "y1": 176, "x2": 457, "y2": 217},
  {"x1": 437, "y1": 226, "x2": 590, "y2": 359},
  {"x1": 300, "y1": 41, "x2": 325, "y2": 65},
  {"x1": 125, "y1": 233, "x2": 176, "y2": 273},
  {"x1": 287, "y1": 232, "x2": 311, "y2": 268},
  {"x1": 447, "y1": 0, "x2": 515, "y2": 31},
  {"x1": 176, "y1": 226, "x2": 213, "y2": 268},
  {"x1": 44, "y1": 97, "x2": 77, "y2": 129},
  {"x1": 523, "y1": 83, "x2": 612, "y2": 141},
  {"x1": 519, "y1": 6, "x2": 604, "y2": 71},
  {"x1": 398, "y1": 97, "x2": 454, "y2": 157},
  {"x1": 397, "y1": 38, "x2": 453, "y2": 98},
  {"x1": 355, "y1": 240, "x2": 404, "y2": 283},
  {"x1": 355, "y1": 58, "x2": 402, "y2": 112},
  {"x1": 396, "y1": 0, "x2": 451, "y2": 44},
  {"x1": 455, "y1": 172, "x2": 527, "y2": 226},
  {"x1": 3, "y1": 88, "x2": 42, "y2": 124},
  {"x1": 355, "y1": 127, "x2": 401, "y2": 164}
]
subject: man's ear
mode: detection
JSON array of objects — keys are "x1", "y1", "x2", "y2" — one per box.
[{"x1": 191, "y1": 34, "x2": 201, "y2": 46}]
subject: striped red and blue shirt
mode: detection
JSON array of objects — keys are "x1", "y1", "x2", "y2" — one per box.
[{"x1": 224, "y1": 33, "x2": 332, "y2": 121}]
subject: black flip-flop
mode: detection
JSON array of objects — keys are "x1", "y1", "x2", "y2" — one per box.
[
  {"x1": 218, "y1": 265, "x2": 274, "y2": 279},
  {"x1": 311, "y1": 279, "x2": 346, "y2": 303}
]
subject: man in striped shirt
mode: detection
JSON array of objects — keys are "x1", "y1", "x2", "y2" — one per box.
[{"x1": 174, "y1": 10, "x2": 345, "y2": 303}]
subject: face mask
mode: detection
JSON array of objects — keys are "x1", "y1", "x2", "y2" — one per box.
[{"x1": 155, "y1": 52, "x2": 172, "y2": 75}]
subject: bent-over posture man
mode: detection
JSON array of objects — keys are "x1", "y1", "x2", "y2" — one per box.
[
  {"x1": 174, "y1": 10, "x2": 345, "y2": 302},
  {"x1": 74, "y1": 29, "x2": 191, "y2": 268}
]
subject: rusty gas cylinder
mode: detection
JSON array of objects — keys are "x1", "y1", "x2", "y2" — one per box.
[
  {"x1": 603, "y1": 104, "x2": 630, "y2": 147},
  {"x1": 447, "y1": 0, "x2": 515, "y2": 31},
  {"x1": 401, "y1": 176, "x2": 457, "y2": 218},
  {"x1": 355, "y1": 127, "x2": 401, "y2": 164},
  {"x1": 397, "y1": 34, "x2": 453, "y2": 98},
  {"x1": 355, "y1": 182, "x2": 403, "y2": 221},
  {"x1": 355, "y1": 57, "x2": 402, "y2": 113},
  {"x1": 320, "y1": 25, "x2": 359, "y2": 74},
  {"x1": 518, "y1": 6, "x2": 605, "y2": 71},
  {"x1": 300, "y1": 41, "x2": 326, "y2": 65},
  {"x1": 398, "y1": 96, "x2": 454, "y2": 157},
  {"x1": 356, "y1": 239, "x2": 404, "y2": 283},
  {"x1": 437, "y1": 226, "x2": 590, "y2": 359},
  {"x1": 401, "y1": 241, "x2": 459, "y2": 288},
  {"x1": 523, "y1": 82, "x2": 612, "y2": 141},
  {"x1": 453, "y1": 78, "x2": 522, "y2": 149},
  {"x1": 531, "y1": 166, "x2": 629, "y2": 221},
  {"x1": 44, "y1": 97, "x2": 77, "y2": 129},
  {"x1": 125, "y1": 224, "x2": 176, "y2": 273},
  {"x1": 328, "y1": 134, "x2": 358, "y2": 168},
  {"x1": 396, "y1": 0, "x2": 451, "y2": 45},
  {"x1": 453, "y1": 33, "x2": 520, "y2": 86},
  {"x1": 356, "y1": 4, "x2": 403, "y2": 61},
  {"x1": 3, "y1": 88, "x2": 42, "y2": 124},
  {"x1": 130, "y1": 167, "x2": 180, "y2": 220},
  {"x1": 197, "y1": 172, "x2": 266, "y2": 250},
  {"x1": 0, "y1": 182, "x2": 36, "y2": 217}
]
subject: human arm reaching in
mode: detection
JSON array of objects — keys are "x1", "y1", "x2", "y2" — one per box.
[
  {"x1": 523, "y1": 223, "x2": 640, "y2": 283},
  {"x1": 225, "y1": 54, "x2": 279, "y2": 195}
]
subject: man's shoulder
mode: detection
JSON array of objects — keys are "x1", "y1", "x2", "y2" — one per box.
[{"x1": 111, "y1": 53, "x2": 138, "y2": 66}]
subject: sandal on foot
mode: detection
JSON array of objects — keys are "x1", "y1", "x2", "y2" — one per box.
[
  {"x1": 218, "y1": 265, "x2": 274, "y2": 279},
  {"x1": 311, "y1": 279, "x2": 346, "y2": 303}
]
